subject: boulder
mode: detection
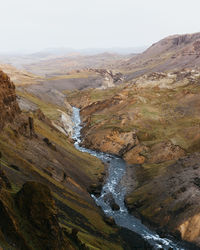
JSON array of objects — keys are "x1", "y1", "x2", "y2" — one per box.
[
  {"x1": 87, "y1": 183, "x2": 102, "y2": 196},
  {"x1": 103, "y1": 193, "x2": 120, "y2": 211},
  {"x1": 103, "y1": 216, "x2": 116, "y2": 226}
]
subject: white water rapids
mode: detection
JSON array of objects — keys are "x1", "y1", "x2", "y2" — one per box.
[{"x1": 72, "y1": 107, "x2": 191, "y2": 250}]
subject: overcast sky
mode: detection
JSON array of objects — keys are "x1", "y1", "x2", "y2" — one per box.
[{"x1": 0, "y1": 0, "x2": 200, "y2": 53}]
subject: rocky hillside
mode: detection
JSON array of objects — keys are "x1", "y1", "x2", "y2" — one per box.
[
  {"x1": 120, "y1": 32, "x2": 200, "y2": 80},
  {"x1": 0, "y1": 64, "x2": 43, "y2": 86},
  {"x1": 68, "y1": 68, "x2": 200, "y2": 247},
  {"x1": 0, "y1": 71, "x2": 20, "y2": 130},
  {"x1": 0, "y1": 71, "x2": 151, "y2": 249}
]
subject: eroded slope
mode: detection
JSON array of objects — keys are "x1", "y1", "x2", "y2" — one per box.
[
  {"x1": 0, "y1": 71, "x2": 134, "y2": 249},
  {"x1": 68, "y1": 69, "x2": 200, "y2": 246}
]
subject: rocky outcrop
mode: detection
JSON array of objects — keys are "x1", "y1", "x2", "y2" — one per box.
[
  {"x1": 123, "y1": 145, "x2": 147, "y2": 165},
  {"x1": 134, "y1": 70, "x2": 200, "y2": 89},
  {"x1": 0, "y1": 64, "x2": 42, "y2": 85},
  {"x1": 124, "y1": 142, "x2": 186, "y2": 165},
  {"x1": 88, "y1": 69, "x2": 124, "y2": 89},
  {"x1": 124, "y1": 153, "x2": 200, "y2": 246},
  {"x1": 0, "y1": 175, "x2": 74, "y2": 250},
  {"x1": 88, "y1": 69, "x2": 123, "y2": 82},
  {"x1": 0, "y1": 70, "x2": 20, "y2": 130},
  {"x1": 71, "y1": 68, "x2": 124, "y2": 89},
  {"x1": 82, "y1": 129, "x2": 139, "y2": 156},
  {"x1": 0, "y1": 169, "x2": 11, "y2": 190},
  {"x1": 16, "y1": 182, "x2": 69, "y2": 250},
  {"x1": 0, "y1": 175, "x2": 34, "y2": 249},
  {"x1": 147, "y1": 141, "x2": 186, "y2": 163}
]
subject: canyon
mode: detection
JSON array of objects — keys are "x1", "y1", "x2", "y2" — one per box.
[
  {"x1": 68, "y1": 68, "x2": 200, "y2": 247},
  {"x1": 0, "y1": 62, "x2": 150, "y2": 249},
  {"x1": 1, "y1": 32, "x2": 200, "y2": 249}
]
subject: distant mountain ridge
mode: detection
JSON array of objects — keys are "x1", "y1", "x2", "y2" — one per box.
[{"x1": 0, "y1": 46, "x2": 147, "y2": 69}]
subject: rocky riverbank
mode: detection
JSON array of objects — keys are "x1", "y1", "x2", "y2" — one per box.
[
  {"x1": 67, "y1": 69, "x2": 200, "y2": 247},
  {"x1": 0, "y1": 70, "x2": 142, "y2": 249}
]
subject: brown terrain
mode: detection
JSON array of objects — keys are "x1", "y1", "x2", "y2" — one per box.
[
  {"x1": 67, "y1": 33, "x2": 200, "y2": 247},
  {"x1": 119, "y1": 32, "x2": 200, "y2": 80},
  {"x1": 23, "y1": 52, "x2": 128, "y2": 77},
  {"x1": 0, "y1": 64, "x2": 43, "y2": 86},
  {"x1": 2, "y1": 32, "x2": 200, "y2": 249},
  {"x1": 0, "y1": 68, "x2": 152, "y2": 249}
]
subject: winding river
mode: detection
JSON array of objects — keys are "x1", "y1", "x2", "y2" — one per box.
[{"x1": 72, "y1": 107, "x2": 189, "y2": 250}]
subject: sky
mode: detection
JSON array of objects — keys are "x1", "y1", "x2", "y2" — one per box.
[{"x1": 0, "y1": 0, "x2": 200, "y2": 53}]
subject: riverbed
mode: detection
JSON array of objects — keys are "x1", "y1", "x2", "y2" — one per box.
[{"x1": 72, "y1": 107, "x2": 189, "y2": 250}]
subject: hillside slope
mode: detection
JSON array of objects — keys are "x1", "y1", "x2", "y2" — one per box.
[
  {"x1": 0, "y1": 70, "x2": 153, "y2": 249},
  {"x1": 120, "y1": 32, "x2": 200, "y2": 80},
  {"x1": 0, "y1": 64, "x2": 43, "y2": 86},
  {"x1": 68, "y1": 68, "x2": 200, "y2": 247}
]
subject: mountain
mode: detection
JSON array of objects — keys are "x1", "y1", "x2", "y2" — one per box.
[
  {"x1": 119, "y1": 32, "x2": 200, "y2": 79},
  {"x1": 0, "y1": 46, "x2": 146, "y2": 72},
  {"x1": 28, "y1": 46, "x2": 147, "y2": 57}
]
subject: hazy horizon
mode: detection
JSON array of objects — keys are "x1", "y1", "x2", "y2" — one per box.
[
  {"x1": 0, "y1": 0, "x2": 200, "y2": 54},
  {"x1": 0, "y1": 46, "x2": 148, "y2": 56}
]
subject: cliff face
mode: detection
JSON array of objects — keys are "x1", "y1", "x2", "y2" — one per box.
[{"x1": 0, "y1": 70, "x2": 20, "y2": 130}]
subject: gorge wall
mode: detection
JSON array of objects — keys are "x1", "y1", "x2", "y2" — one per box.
[{"x1": 0, "y1": 70, "x2": 20, "y2": 130}]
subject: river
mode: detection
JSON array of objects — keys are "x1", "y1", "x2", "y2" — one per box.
[{"x1": 72, "y1": 107, "x2": 191, "y2": 250}]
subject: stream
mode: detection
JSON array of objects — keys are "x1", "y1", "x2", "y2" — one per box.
[{"x1": 72, "y1": 107, "x2": 189, "y2": 250}]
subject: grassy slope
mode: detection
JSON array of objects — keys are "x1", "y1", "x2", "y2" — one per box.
[
  {"x1": 68, "y1": 82, "x2": 200, "y2": 151},
  {"x1": 0, "y1": 100, "x2": 123, "y2": 249},
  {"x1": 67, "y1": 78, "x2": 200, "y2": 242}
]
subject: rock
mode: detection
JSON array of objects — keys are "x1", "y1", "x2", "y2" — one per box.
[
  {"x1": 71, "y1": 228, "x2": 79, "y2": 241},
  {"x1": 17, "y1": 95, "x2": 38, "y2": 112},
  {"x1": 10, "y1": 164, "x2": 20, "y2": 171},
  {"x1": 87, "y1": 183, "x2": 102, "y2": 196},
  {"x1": 148, "y1": 141, "x2": 186, "y2": 163},
  {"x1": 103, "y1": 193, "x2": 120, "y2": 211},
  {"x1": 119, "y1": 228, "x2": 153, "y2": 250},
  {"x1": 82, "y1": 129, "x2": 139, "y2": 156},
  {"x1": 193, "y1": 177, "x2": 200, "y2": 188},
  {"x1": 0, "y1": 70, "x2": 21, "y2": 130},
  {"x1": 88, "y1": 68, "x2": 124, "y2": 89},
  {"x1": 111, "y1": 203, "x2": 120, "y2": 211},
  {"x1": 103, "y1": 216, "x2": 116, "y2": 226},
  {"x1": 52, "y1": 109, "x2": 74, "y2": 137},
  {"x1": 125, "y1": 153, "x2": 200, "y2": 246},
  {"x1": 0, "y1": 196, "x2": 29, "y2": 249},
  {"x1": 123, "y1": 145, "x2": 148, "y2": 165},
  {"x1": 28, "y1": 116, "x2": 35, "y2": 138},
  {"x1": 98, "y1": 176, "x2": 104, "y2": 182},
  {"x1": 0, "y1": 169, "x2": 11, "y2": 190},
  {"x1": 15, "y1": 182, "x2": 66, "y2": 249},
  {"x1": 43, "y1": 137, "x2": 57, "y2": 151},
  {"x1": 35, "y1": 108, "x2": 47, "y2": 121}
]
